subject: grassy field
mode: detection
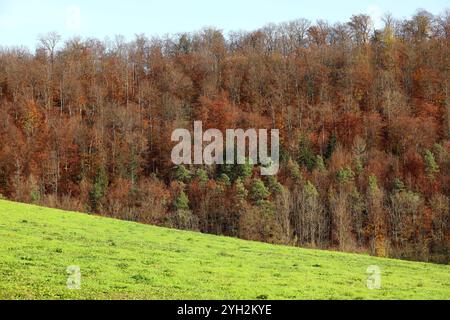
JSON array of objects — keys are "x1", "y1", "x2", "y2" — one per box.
[{"x1": 0, "y1": 199, "x2": 448, "y2": 300}]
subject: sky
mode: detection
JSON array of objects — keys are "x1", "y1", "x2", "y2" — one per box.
[{"x1": 0, "y1": 0, "x2": 448, "y2": 49}]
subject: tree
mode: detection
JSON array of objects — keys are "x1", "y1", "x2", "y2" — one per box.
[
  {"x1": 265, "y1": 175, "x2": 283, "y2": 196},
  {"x1": 173, "y1": 190, "x2": 189, "y2": 211},
  {"x1": 424, "y1": 149, "x2": 439, "y2": 178},
  {"x1": 38, "y1": 31, "x2": 61, "y2": 66},
  {"x1": 249, "y1": 179, "x2": 270, "y2": 204},
  {"x1": 348, "y1": 15, "x2": 372, "y2": 45},
  {"x1": 173, "y1": 165, "x2": 191, "y2": 183},
  {"x1": 298, "y1": 135, "x2": 316, "y2": 171},
  {"x1": 367, "y1": 176, "x2": 387, "y2": 257},
  {"x1": 329, "y1": 186, "x2": 353, "y2": 251},
  {"x1": 389, "y1": 190, "x2": 423, "y2": 255},
  {"x1": 324, "y1": 133, "x2": 337, "y2": 159},
  {"x1": 37, "y1": 32, "x2": 61, "y2": 111},
  {"x1": 292, "y1": 181, "x2": 327, "y2": 247},
  {"x1": 171, "y1": 182, "x2": 198, "y2": 231},
  {"x1": 89, "y1": 166, "x2": 108, "y2": 212},
  {"x1": 430, "y1": 194, "x2": 449, "y2": 263}
]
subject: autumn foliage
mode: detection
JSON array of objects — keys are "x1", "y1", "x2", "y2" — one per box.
[{"x1": 0, "y1": 10, "x2": 448, "y2": 262}]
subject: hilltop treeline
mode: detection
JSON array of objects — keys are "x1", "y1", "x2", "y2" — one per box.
[{"x1": 0, "y1": 10, "x2": 448, "y2": 262}]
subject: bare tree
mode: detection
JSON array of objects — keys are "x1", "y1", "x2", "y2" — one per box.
[
  {"x1": 348, "y1": 14, "x2": 373, "y2": 45},
  {"x1": 38, "y1": 31, "x2": 61, "y2": 66}
]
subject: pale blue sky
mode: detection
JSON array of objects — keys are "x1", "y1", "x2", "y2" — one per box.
[{"x1": 0, "y1": 0, "x2": 448, "y2": 49}]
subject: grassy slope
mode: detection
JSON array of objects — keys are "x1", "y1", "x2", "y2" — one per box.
[{"x1": 0, "y1": 200, "x2": 448, "y2": 300}]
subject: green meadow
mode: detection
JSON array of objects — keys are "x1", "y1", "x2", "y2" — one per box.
[{"x1": 0, "y1": 200, "x2": 448, "y2": 300}]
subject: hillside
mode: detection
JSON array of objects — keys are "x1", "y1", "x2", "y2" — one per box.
[
  {"x1": 1, "y1": 10, "x2": 449, "y2": 262},
  {"x1": 0, "y1": 200, "x2": 448, "y2": 300}
]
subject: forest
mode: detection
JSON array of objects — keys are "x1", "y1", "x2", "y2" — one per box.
[{"x1": 0, "y1": 10, "x2": 448, "y2": 263}]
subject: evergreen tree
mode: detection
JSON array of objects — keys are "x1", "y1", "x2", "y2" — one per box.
[
  {"x1": 424, "y1": 149, "x2": 439, "y2": 178},
  {"x1": 298, "y1": 135, "x2": 316, "y2": 172},
  {"x1": 249, "y1": 179, "x2": 270, "y2": 204},
  {"x1": 325, "y1": 133, "x2": 337, "y2": 159}
]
